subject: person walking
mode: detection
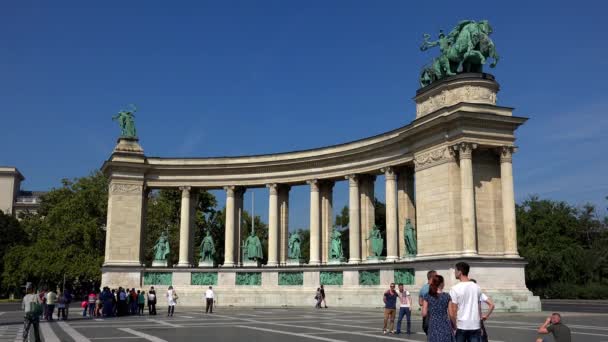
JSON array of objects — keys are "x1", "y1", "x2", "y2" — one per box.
[
  {"x1": 87, "y1": 290, "x2": 97, "y2": 318},
  {"x1": 205, "y1": 286, "x2": 214, "y2": 314},
  {"x1": 314, "y1": 288, "x2": 322, "y2": 309},
  {"x1": 422, "y1": 275, "x2": 453, "y2": 342},
  {"x1": 449, "y1": 262, "x2": 482, "y2": 342},
  {"x1": 45, "y1": 289, "x2": 57, "y2": 321},
  {"x1": 56, "y1": 291, "x2": 66, "y2": 320},
  {"x1": 382, "y1": 283, "x2": 399, "y2": 334},
  {"x1": 63, "y1": 289, "x2": 72, "y2": 320},
  {"x1": 419, "y1": 270, "x2": 436, "y2": 336},
  {"x1": 23, "y1": 284, "x2": 42, "y2": 342},
  {"x1": 536, "y1": 313, "x2": 571, "y2": 342},
  {"x1": 138, "y1": 291, "x2": 146, "y2": 315},
  {"x1": 166, "y1": 286, "x2": 177, "y2": 317},
  {"x1": 395, "y1": 283, "x2": 412, "y2": 335},
  {"x1": 148, "y1": 287, "x2": 157, "y2": 315},
  {"x1": 320, "y1": 285, "x2": 328, "y2": 308}
]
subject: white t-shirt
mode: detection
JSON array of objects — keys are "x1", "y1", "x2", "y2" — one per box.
[
  {"x1": 22, "y1": 294, "x2": 39, "y2": 313},
  {"x1": 205, "y1": 289, "x2": 214, "y2": 299},
  {"x1": 449, "y1": 281, "x2": 481, "y2": 330}
]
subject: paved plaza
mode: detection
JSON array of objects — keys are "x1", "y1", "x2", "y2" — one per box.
[{"x1": 1, "y1": 304, "x2": 607, "y2": 342}]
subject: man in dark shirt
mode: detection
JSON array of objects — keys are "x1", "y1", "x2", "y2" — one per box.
[
  {"x1": 383, "y1": 283, "x2": 399, "y2": 334},
  {"x1": 320, "y1": 285, "x2": 327, "y2": 308},
  {"x1": 536, "y1": 313, "x2": 572, "y2": 342}
]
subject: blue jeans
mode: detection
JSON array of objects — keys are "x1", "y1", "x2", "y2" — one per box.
[
  {"x1": 395, "y1": 307, "x2": 411, "y2": 333},
  {"x1": 455, "y1": 329, "x2": 481, "y2": 342}
]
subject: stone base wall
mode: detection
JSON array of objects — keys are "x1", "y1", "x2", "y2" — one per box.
[{"x1": 101, "y1": 257, "x2": 540, "y2": 312}]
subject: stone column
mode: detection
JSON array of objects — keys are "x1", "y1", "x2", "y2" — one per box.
[
  {"x1": 308, "y1": 179, "x2": 321, "y2": 265},
  {"x1": 500, "y1": 146, "x2": 519, "y2": 257},
  {"x1": 267, "y1": 184, "x2": 279, "y2": 266},
  {"x1": 456, "y1": 142, "x2": 478, "y2": 256},
  {"x1": 398, "y1": 168, "x2": 416, "y2": 257},
  {"x1": 383, "y1": 167, "x2": 399, "y2": 261},
  {"x1": 346, "y1": 175, "x2": 361, "y2": 264},
  {"x1": 278, "y1": 185, "x2": 290, "y2": 265},
  {"x1": 223, "y1": 186, "x2": 236, "y2": 267},
  {"x1": 359, "y1": 175, "x2": 375, "y2": 260},
  {"x1": 234, "y1": 187, "x2": 245, "y2": 265},
  {"x1": 320, "y1": 181, "x2": 334, "y2": 264},
  {"x1": 177, "y1": 186, "x2": 192, "y2": 267}
]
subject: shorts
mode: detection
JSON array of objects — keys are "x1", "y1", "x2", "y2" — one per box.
[{"x1": 384, "y1": 308, "x2": 396, "y2": 319}]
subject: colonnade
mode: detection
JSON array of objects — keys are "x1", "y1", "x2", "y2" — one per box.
[{"x1": 168, "y1": 143, "x2": 518, "y2": 267}]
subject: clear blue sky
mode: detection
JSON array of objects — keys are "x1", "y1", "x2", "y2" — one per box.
[{"x1": 1, "y1": 0, "x2": 607, "y2": 229}]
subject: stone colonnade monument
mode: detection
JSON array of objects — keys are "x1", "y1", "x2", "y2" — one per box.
[{"x1": 101, "y1": 20, "x2": 540, "y2": 311}]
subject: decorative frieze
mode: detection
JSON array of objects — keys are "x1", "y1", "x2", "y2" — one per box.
[
  {"x1": 109, "y1": 183, "x2": 142, "y2": 195},
  {"x1": 359, "y1": 270, "x2": 380, "y2": 286},
  {"x1": 143, "y1": 272, "x2": 172, "y2": 286},
  {"x1": 416, "y1": 84, "x2": 497, "y2": 118},
  {"x1": 191, "y1": 272, "x2": 218, "y2": 286},
  {"x1": 413, "y1": 146, "x2": 456, "y2": 171},
  {"x1": 236, "y1": 272, "x2": 262, "y2": 286},
  {"x1": 394, "y1": 269, "x2": 415, "y2": 285},
  {"x1": 320, "y1": 271, "x2": 343, "y2": 286},
  {"x1": 278, "y1": 272, "x2": 304, "y2": 286}
]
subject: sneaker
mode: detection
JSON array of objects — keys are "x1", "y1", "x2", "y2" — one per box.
[
  {"x1": 390, "y1": 330, "x2": 396, "y2": 334},
  {"x1": 383, "y1": 330, "x2": 387, "y2": 335}
]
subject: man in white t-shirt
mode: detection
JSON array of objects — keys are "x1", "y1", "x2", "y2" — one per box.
[
  {"x1": 204, "y1": 286, "x2": 215, "y2": 314},
  {"x1": 449, "y1": 262, "x2": 482, "y2": 342},
  {"x1": 395, "y1": 283, "x2": 412, "y2": 335}
]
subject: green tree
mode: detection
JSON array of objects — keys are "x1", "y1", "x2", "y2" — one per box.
[
  {"x1": 0, "y1": 210, "x2": 27, "y2": 294},
  {"x1": 2, "y1": 172, "x2": 108, "y2": 291},
  {"x1": 517, "y1": 195, "x2": 608, "y2": 298}
]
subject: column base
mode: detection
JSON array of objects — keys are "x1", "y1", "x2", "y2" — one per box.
[
  {"x1": 348, "y1": 259, "x2": 361, "y2": 264},
  {"x1": 503, "y1": 253, "x2": 521, "y2": 258},
  {"x1": 385, "y1": 256, "x2": 399, "y2": 262},
  {"x1": 176, "y1": 262, "x2": 192, "y2": 267},
  {"x1": 308, "y1": 260, "x2": 321, "y2": 266},
  {"x1": 461, "y1": 251, "x2": 478, "y2": 257},
  {"x1": 221, "y1": 262, "x2": 236, "y2": 268},
  {"x1": 265, "y1": 261, "x2": 279, "y2": 267}
]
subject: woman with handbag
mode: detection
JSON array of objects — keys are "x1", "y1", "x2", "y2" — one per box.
[{"x1": 166, "y1": 286, "x2": 177, "y2": 317}]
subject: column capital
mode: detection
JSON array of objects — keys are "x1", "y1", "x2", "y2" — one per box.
[
  {"x1": 179, "y1": 185, "x2": 191, "y2": 192},
  {"x1": 453, "y1": 142, "x2": 478, "y2": 160},
  {"x1": 381, "y1": 167, "x2": 397, "y2": 180},
  {"x1": 266, "y1": 183, "x2": 278, "y2": 195},
  {"x1": 345, "y1": 174, "x2": 359, "y2": 187},
  {"x1": 307, "y1": 179, "x2": 320, "y2": 192},
  {"x1": 498, "y1": 146, "x2": 517, "y2": 163},
  {"x1": 224, "y1": 186, "x2": 235, "y2": 196}
]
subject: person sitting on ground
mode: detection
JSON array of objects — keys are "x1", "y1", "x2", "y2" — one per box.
[{"x1": 536, "y1": 313, "x2": 571, "y2": 342}]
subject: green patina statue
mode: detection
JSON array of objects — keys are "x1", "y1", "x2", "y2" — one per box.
[
  {"x1": 404, "y1": 219, "x2": 417, "y2": 257},
  {"x1": 199, "y1": 230, "x2": 215, "y2": 262},
  {"x1": 329, "y1": 228, "x2": 344, "y2": 261},
  {"x1": 243, "y1": 230, "x2": 263, "y2": 261},
  {"x1": 366, "y1": 225, "x2": 384, "y2": 257},
  {"x1": 112, "y1": 104, "x2": 138, "y2": 138},
  {"x1": 419, "y1": 20, "x2": 499, "y2": 87},
  {"x1": 287, "y1": 232, "x2": 302, "y2": 260},
  {"x1": 153, "y1": 231, "x2": 170, "y2": 262}
]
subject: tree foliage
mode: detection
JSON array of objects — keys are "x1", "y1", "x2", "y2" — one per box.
[
  {"x1": 517, "y1": 196, "x2": 608, "y2": 298},
  {"x1": 2, "y1": 172, "x2": 108, "y2": 292}
]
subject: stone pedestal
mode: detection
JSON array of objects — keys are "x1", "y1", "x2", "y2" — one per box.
[
  {"x1": 152, "y1": 260, "x2": 168, "y2": 267},
  {"x1": 327, "y1": 259, "x2": 346, "y2": 265},
  {"x1": 198, "y1": 260, "x2": 214, "y2": 267},
  {"x1": 365, "y1": 256, "x2": 386, "y2": 263},
  {"x1": 243, "y1": 260, "x2": 260, "y2": 267}
]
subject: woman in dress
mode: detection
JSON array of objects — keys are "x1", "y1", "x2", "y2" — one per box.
[
  {"x1": 166, "y1": 286, "x2": 177, "y2": 317},
  {"x1": 422, "y1": 275, "x2": 453, "y2": 342}
]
